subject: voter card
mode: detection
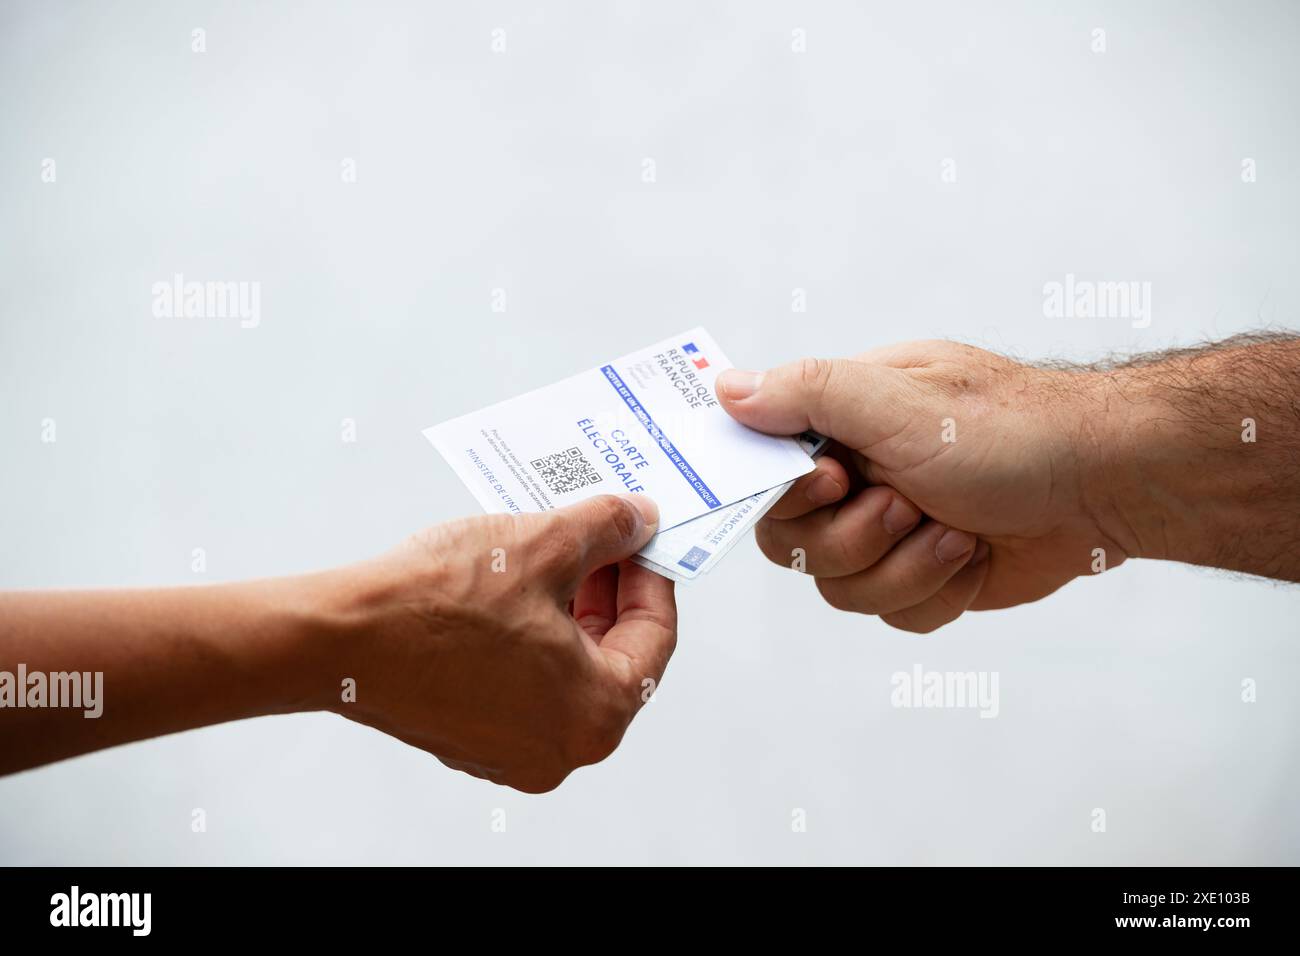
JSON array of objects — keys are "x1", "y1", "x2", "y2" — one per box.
[
  {"x1": 634, "y1": 431, "x2": 827, "y2": 579},
  {"x1": 633, "y1": 431, "x2": 828, "y2": 580},
  {"x1": 423, "y1": 328, "x2": 815, "y2": 532},
  {"x1": 684, "y1": 431, "x2": 830, "y2": 575}
]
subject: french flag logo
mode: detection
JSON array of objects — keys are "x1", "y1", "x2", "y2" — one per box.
[{"x1": 682, "y1": 342, "x2": 709, "y2": 369}]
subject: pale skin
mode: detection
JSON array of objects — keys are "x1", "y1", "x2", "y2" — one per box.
[
  {"x1": 3, "y1": 335, "x2": 1297, "y2": 788},
  {"x1": 717, "y1": 333, "x2": 1300, "y2": 634}
]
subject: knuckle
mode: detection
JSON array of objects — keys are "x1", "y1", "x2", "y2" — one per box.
[
  {"x1": 926, "y1": 338, "x2": 971, "y2": 359},
  {"x1": 754, "y1": 519, "x2": 786, "y2": 565},
  {"x1": 404, "y1": 523, "x2": 451, "y2": 560},
  {"x1": 509, "y1": 769, "x2": 569, "y2": 794},
  {"x1": 531, "y1": 516, "x2": 581, "y2": 573},
  {"x1": 590, "y1": 705, "x2": 629, "y2": 763},
  {"x1": 824, "y1": 527, "x2": 860, "y2": 574},
  {"x1": 834, "y1": 489, "x2": 896, "y2": 563},
  {"x1": 880, "y1": 610, "x2": 946, "y2": 635},
  {"x1": 598, "y1": 495, "x2": 641, "y2": 542},
  {"x1": 404, "y1": 521, "x2": 475, "y2": 585},
  {"x1": 757, "y1": 518, "x2": 823, "y2": 574},
  {"x1": 796, "y1": 356, "x2": 835, "y2": 397},
  {"x1": 900, "y1": 557, "x2": 947, "y2": 597},
  {"x1": 813, "y1": 576, "x2": 850, "y2": 611},
  {"x1": 815, "y1": 576, "x2": 879, "y2": 615},
  {"x1": 565, "y1": 702, "x2": 627, "y2": 767}
]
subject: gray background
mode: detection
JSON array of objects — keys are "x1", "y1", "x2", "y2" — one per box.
[{"x1": 2, "y1": 0, "x2": 1298, "y2": 864}]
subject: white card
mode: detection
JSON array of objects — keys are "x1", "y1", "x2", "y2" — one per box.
[
  {"x1": 423, "y1": 327, "x2": 814, "y2": 532},
  {"x1": 633, "y1": 431, "x2": 829, "y2": 580}
]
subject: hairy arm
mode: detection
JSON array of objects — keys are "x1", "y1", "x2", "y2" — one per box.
[
  {"x1": 1079, "y1": 333, "x2": 1300, "y2": 580},
  {"x1": 715, "y1": 331, "x2": 1300, "y2": 632}
]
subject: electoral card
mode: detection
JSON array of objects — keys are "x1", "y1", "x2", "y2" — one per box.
[
  {"x1": 632, "y1": 431, "x2": 828, "y2": 580},
  {"x1": 423, "y1": 328, "x2": 815, "y2": 532}
]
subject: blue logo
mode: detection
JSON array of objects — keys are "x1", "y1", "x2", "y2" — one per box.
[{"x1": 677, "y1": 546, "x2": 711, "y2": 571}]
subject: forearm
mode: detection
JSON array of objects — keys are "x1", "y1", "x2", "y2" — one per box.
[
  {"x1": 0, "y1": 575, "x2": 343, "y2": 775},
  {"x1": 1083, "y1": 334, "x2": 1300, "y2": 578}
]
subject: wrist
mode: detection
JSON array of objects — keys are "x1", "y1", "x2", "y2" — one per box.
[
  {"x1": 293, "y1": 546, "x2": 459, "y2": 721},
  {"x1": 1072, "y1": 360, "x2": 1274, "y2": 570},
  {"x1": 1045, "y1": 369, "x2": 1146, "y2": 562},
  {"x1": 250, "y1": 570, "x2": 365, "y2": 717}
]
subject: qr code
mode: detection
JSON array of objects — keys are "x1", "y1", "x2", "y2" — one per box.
[{"x1": 530, "y1": 447, "x2": 603, "y2": 495}]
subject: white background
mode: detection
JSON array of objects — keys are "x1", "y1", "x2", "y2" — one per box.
[{"x1": 2, "y1": 0, "x2": 1298, "y2": 864}]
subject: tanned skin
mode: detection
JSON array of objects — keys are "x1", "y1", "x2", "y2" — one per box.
[
  {"x1": 2, "y1": 335, "x2": 1297, "y2": 787},
  {"x1": 0, "y1": 495, "x2": 675, "y2": 790}
]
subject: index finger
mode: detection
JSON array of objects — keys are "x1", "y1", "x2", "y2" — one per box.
[{"x1": 764, "y1": 454, "x2": 852, "y2": 521}]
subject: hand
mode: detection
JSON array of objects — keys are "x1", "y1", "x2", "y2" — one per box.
[
  {"x1": 322, "y1": 494, "x2": 675, "y2": 793},
  {"x1": 716, "y1": 341, "x2": 1131, "y2": 631},
  {"x1": 3, "y1": 338, "x2": 1292, "y2": 777},
  {"x1": 0, "y1": 493, "x2": 675, "y2": 783}
]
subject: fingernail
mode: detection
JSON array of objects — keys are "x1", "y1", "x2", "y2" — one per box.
[
  {"x1": 619, "y1": 494, "x2": 659, "y2": 532},
  {"x1": 717, "y1": 368, "x2": 763, "y2": 401},
  {"x1": 969, "y1": 540, "x2": 990, "y2": 566},
  {"x1": 807, "y1": 473, "x2": 845, "y2": 505},
  {"x1": 882, "y1": 497, "x2": 921, "y2": 535},
  {"x1": 935, "y1": 527, "x2": 977, "y2": 564}
]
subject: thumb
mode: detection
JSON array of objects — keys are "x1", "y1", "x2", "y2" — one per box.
[
  {"x1": 716, "y1": 357, "x2": 919, "y2": 451},
  {"x1": 541, "y1": 494, "x2": 659, "y2": 592}
]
